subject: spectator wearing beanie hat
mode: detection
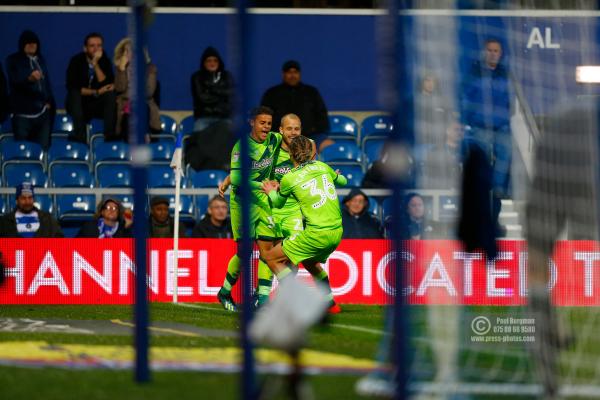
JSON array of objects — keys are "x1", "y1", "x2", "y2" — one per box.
[
  {"x1": 0, "y1": 182, "x2": 63, "y2": 238},
  {"x1": 76, "y1": 197, "x2": 132, "y2": 238},
  {"x1": 260, "y1": 59, "x2": 330, "y2": 142},
  {"x1": 148, "y1": 196, "x2": 186, "y2": 238}
]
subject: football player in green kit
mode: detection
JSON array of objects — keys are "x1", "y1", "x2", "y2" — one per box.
[
  {"x1": 215, "y1": 106, "x2": 283, "y2": 312},
  {"x1": 254, "y1": 113, "x2": 316, "y2": 306},
  {"x1": 261, "y1": 135, "x2": 346, "y2": 311}
]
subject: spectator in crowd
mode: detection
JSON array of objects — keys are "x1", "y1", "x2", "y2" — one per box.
[
  {"x1": 460, "y1": 38, "x2": 513, "y2": 236},
  {"x1": 415, "y1": 72, "x2": 449, "y2": 147},
  {"x1": 148, "y1": 196, "x2": 186, "y2": 238},
  {"x1": 419, "y1": 113, "x2": 464, "y2": 189},
  {"x1": 113, "y1": 38, "x2": 161, "y2": 140},
  {"x1": 0, "y1": 182, "x2": 63, "y2": 238},
  {"x1": 0, "y1": 61, "x2": 9, "y2": 124},
  {"x1": 192, "y1": 195, "x2": 232, "y2": 238},
  {"x1": 5, "y1": 30, "x2": 55, "y2": 150},
  {"x1": 191, "y1": 46, "x2": 233, "y2": 132},
  {"x1": 362, "y1": 141, "x2": 390, "y2": 189},
  {"x1": 76, "y1": 197, "x2": 132, "y2": 238},
  {"x1": 65, "y1": 32, "x2": 116, "y2": 143},
  {"x1": 341, "y1": 188, "x2": 383, "y2": 239},
  {"x1": 261, "y1": 60, "x2": 329, "y2": 143}
]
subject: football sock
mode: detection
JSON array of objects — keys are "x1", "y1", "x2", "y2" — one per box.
[
  {"x1": 314, "y1": 269, "x2": 334, "y2": 302},
  {"x1": 219, "y1": 254, "x2": 241, "y2": 296},
  {"x1": 256, "y1": 260, "x2": 273, "y2": 305}
]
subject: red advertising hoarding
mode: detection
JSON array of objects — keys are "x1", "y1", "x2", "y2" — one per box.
[{"x1": 1, "y1": 239, "x2": 599, "y2": 306}]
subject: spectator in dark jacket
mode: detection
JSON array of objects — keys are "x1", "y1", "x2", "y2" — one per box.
[
  {"x1": 148, "y1": 196, "x2": 186, "y2": 238},
  {"x1": 76, "y1": 197, "x2": 132, "y2": 238},
  {"x1": 261, "y1": 60, "x2": 329, "y2": 140},
  {"x1": 0, "y1": 61, "x2": 9, "y2": 124},
  {"x1": 6, "y1": 30, "x2": 55, "y2": 150},
  {"x1": 192, "y1": 196, "x2": 232, "y2": 238},
  {"x1": 0, "y1": 182, "x2": 63, "y2": 238},
  {"x1": 341, "y1": 188, "x2": 383, "y2": 239},
  {"x1": 191, "y1": 46, "x2": 233, "y2": 132},
  {"x1": 65, "y1": 32, "x2": 116, "y2": 143}
]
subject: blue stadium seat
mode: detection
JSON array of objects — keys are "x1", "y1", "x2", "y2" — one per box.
[
  {"x1": 48, "y1": 139, "x2": 90, "y2": 164},
  {"x1": 8, "y1": 194, "x2": 54, "y2": 214},
  {"x1": 177, "y1": 115, "x2": 195, "y2": 135},
  {"x1": 94, "y1": 142, "x2": 130, "y2": 163},
  {"x1": 3, "y1": 162, "x2": 47, "y2": 187},
  {"x1": 111, "y1": 195, "x2": 134, "y2": 210},
  {"x1": 195, "y1": 195, "x2": 209, "y2": 219},
  {"x1": 439, "y1": 195, "x2": 459, "y2": 222},
  {"x1": 1, "y1": 140, "x2": 44, "y2": 163},
  {"x1": 363, "y1": 138, "x2": 385, "y2": 167},
  {"x1": 56, "y1": 194, "x2": 95, "y2": 221},
  {"x1": 328, "y1": 114, "x2": 358, "y2": 141},
  {"x1": 160, "y1": 114, "x2": 177, "y2": 135},
  {"x1": 360, "y1": 115, "x2": 394, "y2": 142},
  {"x1": 53, "y1": 113, "x2": 74, "y2": 133},
  {"x1": 96, "y1": 162, "x2": 132, "y2": 187},
  {"x1": 319, "y1": 141, "x2": 362, "y2": 163},
  {"x1": 1, "y1": 119, "x2": 12, "y2": 133},
  {"x1": 160, "y1": 194, "x2": 195, "y2": 224},
  {"x1": 0, "y1": 133, "x2": 13, "y2": 146},
  {"x1": 50, "y1": 163, "x2": 94, "y2": 187},
  {"x1": 149, "y1": 142, "x2": 175, "y2": 162},
  {"x1": 88, "y1": 119, "x2": 104, "y2": 135},
  {"x1": 188, "y1": 169, "x2": 228, "y2": 188},
  {"x1": 333, "y1": 164, "x2": 364, "y2": 187},
  {"x1": 148, "y1": 164, "x2": 179, "y2": 188}
]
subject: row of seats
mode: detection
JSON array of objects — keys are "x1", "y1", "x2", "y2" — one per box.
[
  {"x1": 0, "y1": 113, "x2": 393, "y2": 142},
  {"x1": 0, "y1": 190, "x2": 459, "y2": 227},
  {"x1": 2, "y1": 155, "x2": 368, "y2": 188}
]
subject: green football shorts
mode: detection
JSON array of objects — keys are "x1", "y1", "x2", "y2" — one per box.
[
  {"x1": 273, "y1": 210, "x2": 304, "y2": 238},
  {"x1": 230, "y1": 199, "x2": 279, "y2": 241},
  {"x1": 282, "y1": 227, "x2": 343, "y2": 266}
]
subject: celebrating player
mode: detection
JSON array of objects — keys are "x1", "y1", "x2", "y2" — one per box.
[
  {"x1": 261, "y1": 135, "x2": 346, "y2": 310},
  {"x1": 215, "y1": 106, "x2": 282, "y2": 312}
]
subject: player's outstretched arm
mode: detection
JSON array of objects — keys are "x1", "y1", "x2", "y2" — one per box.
[{"x1": 332, "y1": 169, "x2": 348, "y2": 187}]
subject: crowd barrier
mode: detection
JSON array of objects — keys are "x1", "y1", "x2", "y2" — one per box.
[{"x1": 0, "y1": 239, "x2": 599, "y2": 306}]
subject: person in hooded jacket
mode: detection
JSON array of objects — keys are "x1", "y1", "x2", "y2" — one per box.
[
  {"x1": 76, "y1": 197, "x2": 133, "y2": 238},
  {"x1": 341, "y1": 188, "x2": 383, "y2": 239},
  {"x1": 190, "y1": 46, "x2": 234, "y2": 132},
  {"x1": 5, "y1": 30, "x2": 55, "y2": 150}
]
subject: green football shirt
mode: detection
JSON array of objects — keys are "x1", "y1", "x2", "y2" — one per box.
[
  {"x1": 272, "y1": 147, "x2": 301, "y2": 214},
  {"x1": 229, "y1": 131, "x2": 282, "y2": 208},
  {"x1": 278, "y1": 160, "x2": 344, "y2": 231}
]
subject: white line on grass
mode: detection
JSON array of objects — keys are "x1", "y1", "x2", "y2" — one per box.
[
  {"x1": 328, "y1": 324, "x2": 385, "y2": 335},
  {"x1": 174, "y1": 303, "x2": 385, "y2": 335},
  {"x1": 173, "y1": 302, "x2": 229, "y2": 312}
]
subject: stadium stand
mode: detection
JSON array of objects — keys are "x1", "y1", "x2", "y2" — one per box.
[
  {"x1": 319, "y1": 141, "x2": 362, "y2": 164},
  {"x1": 3, "y1": 162, "x2": 47, "y2": 187},
  {"x1": 48, "y1": 139, "x2": 90, "y2": 164},
  {"x1": 159, "y1": 114, "x2": 177, "y2": 135},
  {"x1": 93, "y1": 141, "x2": 130, "y2": 164},
  {"x1": 188, "y1": 169, "x2": 228, "y2": 188},
  {"x1": 360, "y1": 115, "x2": 394, "y2": 143},
  {"x1": 177, "y1": 115, "x2": 195, "y2": 136},
  {"x1": 327, "y1": 114, "x2": 358, "y2": 142},
  {"x1": 52, "y1": 113, "x2": 74, "y2": 133},
  {"x1": 149, "y1": 142, "x2": 175, "y2": 162},
  {"x1": 332, "y1": 164, "x2": 364, "y2": 187},
  {"x1": 362, "y1": 138, "x2": 385, "y2": 168},
  {"x1": 50, "y1": 163, "x2": 94, "y2": 188},
  {"x1": 96, "y1": 162, "x2": 132, "y2": 187},
  {"x1": 147, "y1": 164, "x2": 179, "y2": 188}
]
